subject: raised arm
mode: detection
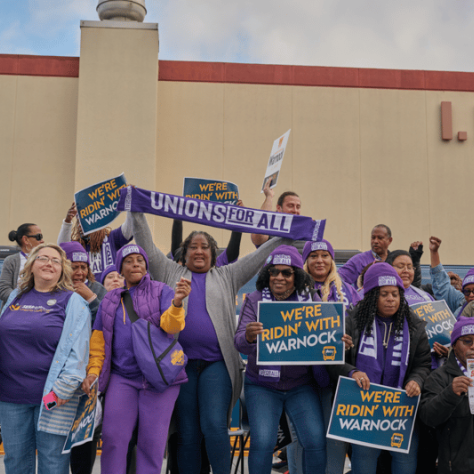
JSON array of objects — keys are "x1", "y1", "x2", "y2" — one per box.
[
  {"x1": 250, "y1": 179, "x2": 273, "y2": 247},
  {"x1": 171, "y1": 220, "x2": 183, "y2": 258},
  {"x1": 132, "y1": 212, "x2": 180, "y2": 283},
  {"x1": 429, "y1": 236, "x2": 465, "y2": 313},
  {"x1": 228, "y1": 236, "x2": 292, "y2": 293}
]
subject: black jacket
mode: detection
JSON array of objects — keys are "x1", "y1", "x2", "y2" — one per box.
[
  {"x1": 420, "y1": 351, "x2": 474, "y2": 474},
  {"x1": 328, "y1": 306, "x2": 431, "y2": 390}
]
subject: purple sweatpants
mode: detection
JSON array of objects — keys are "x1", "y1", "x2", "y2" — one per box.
[{"x1": 101, "y1": 373, "x2": 180, "y2": 474}]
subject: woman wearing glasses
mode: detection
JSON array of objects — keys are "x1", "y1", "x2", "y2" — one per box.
[
  {"x1": 0, "y1": 223, "x2": 45, "y2": 304},
  {"x1": 429, "y1": 236, "x2": 474, "y2": 318},
  {"x1": 235, "y1": 246, "x2": 332, "y2": 474},
  {"x1": 0, "y1": 243, "x2": 91, "y2": 474}
]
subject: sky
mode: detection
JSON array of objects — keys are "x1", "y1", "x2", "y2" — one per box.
[{"x1": 1, "y1": 0, "x2": 474, "y2": 72}]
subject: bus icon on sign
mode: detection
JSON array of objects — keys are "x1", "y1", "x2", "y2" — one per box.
[
  {"x1": 391, "y1": 433, "x2": 404, "y2": 448},
  {"x1": 322, "y1": 346, "x2": 336, "y2": 361}
]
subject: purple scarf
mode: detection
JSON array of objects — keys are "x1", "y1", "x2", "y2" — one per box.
[
  {"x1": 356, "y1": 316, "x2": 410, "y2": 389},
  {"x1": 118, "y1": 186, "x2": 326, "y2": 241}
]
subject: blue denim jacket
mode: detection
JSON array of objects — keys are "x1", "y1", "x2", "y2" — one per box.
[
  {"x1": 430, "y1": 264, "x2": 465, "y2": 318},
  {"x1": 1, "y1": 289, "x2": 91, "y2": 435}
]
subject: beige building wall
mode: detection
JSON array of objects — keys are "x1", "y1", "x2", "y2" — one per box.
[{"x1": 1, "y1": 53, "x2": 472, "y2": 265}]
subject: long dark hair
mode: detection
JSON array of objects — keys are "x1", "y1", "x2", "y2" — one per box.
[
  {"x1": 181, "y1": 231, "x2": 218, "y2": 269},
  {"x1": 355, "y1": 286, "x2": 415, "y2": 336},
  {"x1": 256, "y1": 264, "x2": 314, "y2": 295}
]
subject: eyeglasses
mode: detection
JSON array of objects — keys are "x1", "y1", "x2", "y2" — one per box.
[
  {"x1": 463, "y1": 289, "x2": 474, "y2": 296},
  {"x1": 458, "y1": 338, "x2": 474, "y2": 347},
  {"x1": 268, "y1": 268, "x2": 294, "y2": 278},
  {"x1": 26, "y1": 234, "x2": 43, "y2": 241},
  {"x1": 394, "y1": 264, "x2": 414, "y2": 271},
  {"x1": 36, "y1": 255, "x2": 61, "y2": 266}
]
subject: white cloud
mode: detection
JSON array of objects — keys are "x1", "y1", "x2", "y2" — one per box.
[{"x1": 2, "y1": 0, "x2": 474, "y2": 71}]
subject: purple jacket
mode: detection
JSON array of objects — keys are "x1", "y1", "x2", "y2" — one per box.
[
  {"x1": 98, "y1": 273, "x2": 187, "y2": 391},
  {"x1": 338, "y1": 250, "x2": 380, "y2": 286},
  {"x1": 235, "y1": 290, "x2": 318, "y2": 391}
]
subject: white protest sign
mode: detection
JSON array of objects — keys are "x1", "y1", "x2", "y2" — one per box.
[{"x1": 261, "y1": 129, "x2": 291, "y2": 192}]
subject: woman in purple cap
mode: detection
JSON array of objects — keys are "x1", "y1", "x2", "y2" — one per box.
[
  {"x1": 83, "y1": 244, "x2": 191, "y2": 474},
  {"x1": 0, "y1": 243, "x2": 90, "y2": 474},
  {"x1": 235, "y1": 245, "x2": 348, "y2": 474},
  {"x1": 329, "y1": 262, "x2": 431, "y2": 474},
  {"x1": 60, "y1": 242, "x2": 107, "y2": 325},
  {"x1": 100, "y1": 265, "x2": 125, "y2": 292},
  {"x1": 300, "y1": 239, "x2": 361, "y2": 474}
]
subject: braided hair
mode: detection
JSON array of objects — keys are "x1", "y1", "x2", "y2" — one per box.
[
  {"x1": 71, "y1": 219, "x2": 111, "y2": 253},
  {"x1": 355, "y1": 286, "x2": 415, "y2": 336},
  {"x1": 256, "y1": 264, "x2": 314, "y2": 296},
  {"x1": 180, "y1": 231, "x2": 218, "y2": 269}
]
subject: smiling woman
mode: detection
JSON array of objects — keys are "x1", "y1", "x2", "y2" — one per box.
[
  {"x1": 84, "y1": 243, "x2": 191, "y2": 473},
  {"x1": 328, "y1": 263, "x2": 431, "y2": 474},
  {"x1": 0, "y1": 243, "x2": 91, "y2": 474},
  {"x1": 60, "y1": 242, "x2": 107, "y2": 325}
]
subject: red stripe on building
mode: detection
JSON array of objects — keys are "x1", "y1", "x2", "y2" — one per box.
[{"x1": 1, "y1": 54, "x2": 474, "y2": 92}]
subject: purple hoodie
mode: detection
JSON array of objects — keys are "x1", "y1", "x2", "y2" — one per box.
[{"x1": 338, "y1": 250, "x2": 380, "y2": 286}]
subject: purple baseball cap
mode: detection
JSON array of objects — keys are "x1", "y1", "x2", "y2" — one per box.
[
  {"x1": 265, "y1": 245, "x2": 304, "y2": 269},
  {"x1": 363, "y1": 262, "x2": 404, "y2": 294},
  {"x1": 302, "y1": 239, "x2": 335, "y2": 263},
  {"x1": 115, "y1": 244, "x2": 149, "y2": 273},
  {"x1": 60, "y1": 242, "x2": 89, "y2": 265}
]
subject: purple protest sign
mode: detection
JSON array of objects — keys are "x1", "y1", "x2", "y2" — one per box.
[{"x1": 117, "y1": 186, "x2": 325, "y2": 241}]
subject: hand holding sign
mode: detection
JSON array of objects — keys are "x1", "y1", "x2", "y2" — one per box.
[
  {"x1": 65, "y1": 202, "x2": 77, "y2": 224},
  {"x1": 352, "y1": 371, "x2": 370, "y2": 391},
  {"x1": 404, "y1": 381, "x2": 421, "y2": 398}
]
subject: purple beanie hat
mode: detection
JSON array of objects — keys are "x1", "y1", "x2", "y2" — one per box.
[
  {"x1": 302, "y1": 239, "x2": 335, "y2": 263},
  {"x1": 116, "y1": 244, "x2": 149, "y2": 273},
  {"x1": 100, "y1": 265, "x2": 118, "y2": 284},
  {"x1": 363, "y1": 262, "x2": 404, "y2": 294},
  {"x1": 265, "y1": 245, "x2": 304, "y2": 269},
  {"x1": 60, "y1": 242, "x2": 89, "y2": 265},
  {"x1": 451, "y1": 316, "x2": 474, "y2": 345},
  {"x1": 462, "y1": 268, "x2": 474, "y2": 289}
]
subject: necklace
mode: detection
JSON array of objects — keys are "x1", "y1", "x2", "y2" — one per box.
[
  {"x1": 274, "y1": 287, "x2": 295, "y2": 301},
  {"x1": 382, "y1": 322, "x2": 393, "y2": 349}
]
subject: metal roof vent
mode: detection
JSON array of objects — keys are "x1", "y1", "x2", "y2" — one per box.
[{"x1": 97, "y1": 0, "x2": 147, "y2": 22}]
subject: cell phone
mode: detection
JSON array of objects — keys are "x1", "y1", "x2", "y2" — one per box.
[{"x1": 43, "y1": 391, "x2": 58, "y2": 410}]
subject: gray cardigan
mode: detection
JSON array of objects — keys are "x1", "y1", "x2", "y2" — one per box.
[
  {"x1": 132, "y1": 212, "x2": 290, "y2": 415},
  {"x1": 0, "y1": 253, "x2": 21, "y2": 304}
]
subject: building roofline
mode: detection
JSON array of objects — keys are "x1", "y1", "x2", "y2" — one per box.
[{"x1": 1, "y1": 54, "x2": 474, "y2": 92}]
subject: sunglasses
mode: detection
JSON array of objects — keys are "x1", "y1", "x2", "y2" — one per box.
[
  {"x1": 462, "y1": 288, "x2": 474, "y2": 296},
  {"x1": 268, "y1": 268, "x2": 294, "y2": 278},
  {"x1": 26, "y1": 234, "x2": 43, "y2": 241}
]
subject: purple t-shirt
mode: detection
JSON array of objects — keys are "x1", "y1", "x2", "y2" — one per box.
[
  {"x1": 86, "y1": 227, "x2": 132, "y2": 282},
  {"x1": 94, "y1": 285, "x2": 175, "y2": 378},
  {"x1": 177, "y1": 272, "x2": 223, "y2": 361},
  {"x1": 0, "y1": 289, "x2": 73, "y2": 404},
  {"x1": 338, "y1": 250, "x2": 380, "y2": 286}
]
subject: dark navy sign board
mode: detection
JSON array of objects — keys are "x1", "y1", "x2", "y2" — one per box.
[
  {"x1": 327, "y1": 377, "x2": 419, "y2": 454},
  {"x1": 75, "y1": 173, "x2": 127, "y2": 236},
  {"x1": 63, "y1": 381, "x2": 98, "y2": 453},
  {"x1": 410, "y1": 300, "x2": 456, "y2": 350},
  {"x1": 183, "y1": 177, "x2": 239, "y2": 205},
  {"x1": 257, "y1": 302, "x2": 345, "y2": 365}
]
